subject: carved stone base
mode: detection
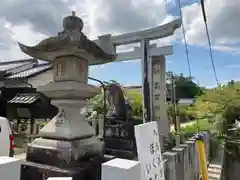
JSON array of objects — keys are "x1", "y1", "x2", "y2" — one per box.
[
  {"x1": 20, "y1": 156, "x2": 103, "y2": 180},
  {"x1": 39, "y1": 99, "x2": 96, "y2": 139},
  {"x1": 26, "y1": 137, "x2": 104, "y2": 168}
]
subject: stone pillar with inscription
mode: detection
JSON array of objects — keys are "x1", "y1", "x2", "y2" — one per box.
[
  {"x1": 151, "y1": 56, "x2": 170, "y2": 138},
  {"x1": 17, "y1": 11, "x2": 116, "y2": 179}
]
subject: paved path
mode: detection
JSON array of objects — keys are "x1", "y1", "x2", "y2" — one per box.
[
  {"x1": 170, "y1": 120, "x2": 196, "y2": 131},
  {"x1": 208, "y1": 147, "x2": 224, "y2": 180}
]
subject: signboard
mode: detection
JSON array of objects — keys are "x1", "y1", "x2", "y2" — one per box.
[
  {"x1": 150, "y1": 56, "x2": 170, "y2": 137},
  {"x1": 135, "y1": 121, "x2": 165, "y2": 180}
]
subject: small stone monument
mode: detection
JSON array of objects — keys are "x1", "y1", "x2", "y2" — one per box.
[
  {"x1": 18, "y1": 11, "x2": 116, "y2": 179},
  {"x1": 103, "y1": 83, "x2": 137, "y2": 159}
]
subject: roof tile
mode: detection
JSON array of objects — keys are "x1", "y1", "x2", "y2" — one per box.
[{"x1": 6, "y1": 63, "x2": 52, "y2": 79}]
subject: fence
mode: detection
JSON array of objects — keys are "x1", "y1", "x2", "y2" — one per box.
[{"x1": 0, "y1": 131, "x2": 211, "y2": 180}]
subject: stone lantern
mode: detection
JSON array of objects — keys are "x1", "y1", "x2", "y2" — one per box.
[{"x1": 18, "y1": 11, "x2": 116, "y2": 169}]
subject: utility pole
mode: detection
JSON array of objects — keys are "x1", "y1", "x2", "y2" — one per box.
[
  {"x1": 142, "y1": 40, "x2": 151, "y2": 123},
  {"x1": 170, "y1": 72, "x2": 180, "y2": 147},
  {"x1": 170, "y1": 72, "x2": 177, "y2": 131}
]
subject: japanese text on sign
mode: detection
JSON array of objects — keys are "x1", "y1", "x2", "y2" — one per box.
[
  {"x1": 151, "y1": 58, "x2": 165, "y2": 122},
  {"x1": 135, "y1": 122, "x2": 165, "y2": 180}
]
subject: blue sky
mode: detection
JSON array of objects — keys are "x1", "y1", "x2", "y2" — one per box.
[
  {"x1": 0, "y1": 0, "x2": 239, "y2": 88},
  {"x1": 89, "y1": 42, "x2": 240, "y2": 87},
  {"x1": 88, "y1": 0, "x2": 240, "y2": 88}
]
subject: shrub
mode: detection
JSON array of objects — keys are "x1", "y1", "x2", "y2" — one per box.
[{"x1": 180, "y1": 119, "x2": 213, "y2": 139}]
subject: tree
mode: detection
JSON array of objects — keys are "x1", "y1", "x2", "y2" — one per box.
[
  {"x1": 87, "y1": 84, "x2": 143, "y2": 117},
  {"x1": 194, "y1": 81, "x2": 240, "y2": 118},
  {"x1": 166, "y1": 71, "x2": 203, "y2": 99},
  {"x1": 125, "y1": 90, "x2": 142, "y2": 117}
]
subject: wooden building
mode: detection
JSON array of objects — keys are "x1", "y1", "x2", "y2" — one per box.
[{"x1": 0, "y1": 59, "x2": 57, "y2": 147}]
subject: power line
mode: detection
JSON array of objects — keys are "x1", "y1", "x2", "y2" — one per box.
[
  {"x1": 163, "y1": 0, "x2": 168, "y2": 15},
  {"x1": 176, "y1": 0, "x2": 192, "y2": 78},
  {"x1": 200, "y1": 0, "x2": 219, "y2": 85}
]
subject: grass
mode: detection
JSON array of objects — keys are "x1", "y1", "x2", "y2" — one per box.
[
  {"x1": 178, "y1": 118, "x2": 223, "y2": 159},
  {"x1": 179, "y1": 119, "x2": 214, "y2": 139}
]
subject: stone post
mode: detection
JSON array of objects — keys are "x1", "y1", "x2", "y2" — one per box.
[
  {"x1": 180, "y1": 144, "x2": 191, "y2": 180},
  {"x1": 186, "y1": 140, "x2": 197, "y2": 180},
  {"x1": 150, "y1": 56, "x2": 170, "y2": 137},
  {"x1": 172, "y1": 147, "x2": 185, "y2": 180},
  {"x1": 163, "y1": 152, "x2": 178, "y2": 180},
  {"x1": 101, "y1": 158, "x2": 141, "y2": 180}
]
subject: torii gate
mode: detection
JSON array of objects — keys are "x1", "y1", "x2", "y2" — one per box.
[{"x1": 91, "y1": 18, "x2": 182, "y2": 137}]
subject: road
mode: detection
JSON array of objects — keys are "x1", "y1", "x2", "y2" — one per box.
[{"x1": 208, "y1": 147, "x2": 224, "y2": 180}]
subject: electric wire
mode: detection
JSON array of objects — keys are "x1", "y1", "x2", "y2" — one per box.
[
  {"x1": 164, "y1": 0, "x2": 168, "y2": 16},
  {"x1": 200, "y1": 0, "x2": 219, "y2": 85},
  {"x1": 176, "y1": 0, "x2": 201, "y2": 132},
  {"x1": 177, "y1": 0, "x2": 192, "y2": 78}
]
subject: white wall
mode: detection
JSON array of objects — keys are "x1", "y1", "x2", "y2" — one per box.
[{"x1": 28, "y1": 69, "x2": 53, "y2": 88}]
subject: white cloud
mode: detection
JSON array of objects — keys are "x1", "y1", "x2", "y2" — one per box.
[
  {"x1": 181, "y1": 0, "x2": 240, "y2": 52},
  {"x1": 0, "y1": 0, "x2": 239, "y2": 63},
  {"x1": 0, "y1": 0, "x2": 174, "y2": 61}
]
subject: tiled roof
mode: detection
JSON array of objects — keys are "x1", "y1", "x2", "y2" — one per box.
[
  {"x1": 0, "y1": 61, "x2": 31, "y2": 71},
  {"x1": 0, "y1": 58, "x2": 37, "y2": 65},
  {"x1": 5, "y1": 63, "x2": 52, "y2": 79},
  {"x1": 0, "y1": 59, "x2": 38, "y2": 73},
  {"x1": 8, "y1": 93, "x2": 39, "y2": 104}
]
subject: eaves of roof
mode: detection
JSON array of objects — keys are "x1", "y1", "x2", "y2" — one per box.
[{"x1": 5, "y1": 63, "x2": 53, "y2": 80}]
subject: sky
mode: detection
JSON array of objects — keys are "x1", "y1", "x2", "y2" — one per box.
[{"x1": 0, "y1": 0, "x2": 240, "y2": 88}]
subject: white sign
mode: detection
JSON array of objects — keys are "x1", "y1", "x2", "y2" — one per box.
[{"x1": 135, "y1": 121, "x2": 165, "y2": 180}]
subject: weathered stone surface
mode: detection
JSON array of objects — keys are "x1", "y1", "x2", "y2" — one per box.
[
  {"x1": 180, "y1": 144, "x2": 190, "y2": 180},
  {"x1": 27, "y1": 137, "x2": 104, "y2": 167},
  {"x1": 188, "y1": 138, "x2": 201, "y2": 180},
  {"x1": 185, "y1": 140, "x2": 196, "y2": 180},
  {"x1": 17, "y1": 13, "x2": 107, "y2": 177},
  {"x1": 163, "y1": 152, "x2": 177, "y2": 180},
  {"x1": 104, "y1": 118, "x2": 137, "y2": 159},
  {"x1": 172, "y1": 147, "x2": 185, "y2": 180},
  {"x1": 39, "y1": 99, "x2": 95, "y2": 139},
  {"x1": 21, "y1": 156, "x2": 102, "y2": 180},
  {"x1": 37, "y1": 81, "x2": 100, "y2": 99}
]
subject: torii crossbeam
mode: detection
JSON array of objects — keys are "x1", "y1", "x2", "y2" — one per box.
[{"x1": 91, "y1": 18, "x2": 181, "y2": 137}]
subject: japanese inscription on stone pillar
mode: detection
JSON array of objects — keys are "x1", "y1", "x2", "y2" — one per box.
[
  {"x1": 150, "y1": 56, "x2": 170, "y2": 136},
  {"x1": 135, "y1": 122, "x2": 165, "y2": 180},
  {"x1": 151, "y1": 56, "x2": 165, "y2": 122}
]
